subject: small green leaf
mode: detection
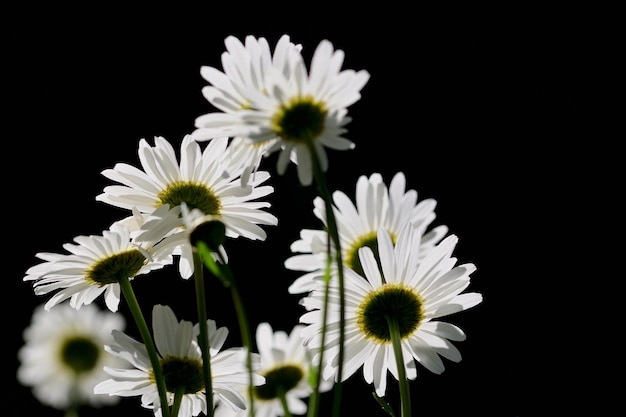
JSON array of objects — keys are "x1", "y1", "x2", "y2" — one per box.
[{"x1": 372, "y1": 392, "x2": 396, "y2": 417}]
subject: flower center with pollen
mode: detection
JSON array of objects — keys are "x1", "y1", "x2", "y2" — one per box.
[
  {"x1": 357, "y1": 284, "x2": 424, "y2": 343},
  {"x1": 272, "y1": 97, "x2": 327, "y2": 143},
  {"x1": 160, "y1": 356, "x2": 205, "y2": 395},
  {"x1": 255, "y1": 364, "x2": 304, "y2": 400},
  {"x1": 86, "y1": 249, "x2": 148, "y2": 286},
  {"x1": 158, "y1": 181, "x2": 222, "y2": 215},
  {"x1": 345, "y1": 231, "x2": 397, "y2": 277},
  {"x1": 61, "y1": 336, "x2": 100, "y2": 374}
]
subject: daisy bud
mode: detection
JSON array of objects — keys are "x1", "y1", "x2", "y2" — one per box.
[{"x1": 190, "y1": 219, "x2": 226, "y2": 252}]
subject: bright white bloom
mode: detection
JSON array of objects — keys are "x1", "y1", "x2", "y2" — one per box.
[
  {"x1": 95, "y1": 134, "x2": 278, "y2": 278},
  {"x1": 299, "y1": 224, "x2": 482, "y2": 396},
  {"x1": 193, "y1": 35, "x2": 370, "y2": 186},
  {"x1": 23, "y1": 221, "x2": 173, "y2": 312},
  {"x1": 17, "y1": 303, "x2": 127, "y2": 410},
  {"x1": 193, "y1": 34, "x2": 303, "y2": 186},
  {"x1": 94, "y1": 304, "x2": 264, "y2": 417},
  {"x1": 213, "y1": 322, "x2": 333, "y2": 417},
  {"x1": 95, "y1": 134, "x2": 276, "y2": 233},
  {"x1": 286, "y1": 172, "x2": 449, "y2": 294}
]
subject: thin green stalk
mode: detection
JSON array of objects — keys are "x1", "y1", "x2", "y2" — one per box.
[
  {"x1": 305, "y1": 139, "x2": 346, "y2": 417},
  {"x1": 386, "y1": 317, "x2": 411, "y2": 417},
  {"x1": 118, "y1": 276, "x2": 171, "y2": 417},
  {"x1": 196, "y1": 243, "x2": 256, "y2": 417},
  {"x1": 278, "y1": 387, "x2": 293, "y2": 417},
  {"x1": 171, "y1": 386, "x2": 185, "y2": 417},
  {"x1": 225, "y1": 268, "x2": 256, "y2": 417},
  {"x1": 306, "y1": 256, "x2": 332, "y2": 417},
  {"x1": 192, "y1": 251, "x2": 214, "y2": 417},
  {"x1": 66, "y1": 385, "x2": 80, "y2": 417}
]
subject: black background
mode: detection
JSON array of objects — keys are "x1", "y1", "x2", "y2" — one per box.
[{"x1": 4, "y1": 4, "x2": 601, "y2": 417}]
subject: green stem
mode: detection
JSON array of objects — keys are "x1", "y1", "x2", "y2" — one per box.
[
  {"x1": 118, "y1": 276, "x2": 171, "y2": 417},
  {"x1": 386, "y1": 317, "x2": 411, "y2": 417},
  {"x1": 66, "y1": 386, "x2": 81, "y2": 417},
  {"x1": 193, "y1": 251, "x2": 214, "y2": 417},
  {"x1": 196, "y1": 243, "x2": 256, "y2": 417},
  {"x1": 225, "y1": 268, "x2": 255, "y2": 417},
  {"x1": 305, "y1": 139, "x2": 345, "y2": 417},
  {"x1": 278, "y1": 387, "x2": 293, "y2": 417},
  {"x1": 171, "y1": 385, "x2": 185, "y2": 417},
  {"x1": 306, "y1": 256, "x2": 332, "y2": 417}
]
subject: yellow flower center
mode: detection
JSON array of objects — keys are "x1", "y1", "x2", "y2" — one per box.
[
  {"x1": 357, "y1": 284, "x2": 424, "y2": 343},
  {"x1": 157, "y1": 181, "x2": 222, "y2": 215},
  {"x1": 86, "y1": 249, "x2": 148, "y2": 285},
  {"x1": 272, "y1": 96, "x2": 327, "y2": 143}
]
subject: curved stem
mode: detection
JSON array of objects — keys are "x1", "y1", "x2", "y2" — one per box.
[
  {"x1": 193, "y1": 251, "x2": 214, "y2": 417},
  {"x1": 305, "y1": 139, "x2": 345, "y2": 417},
  {"x1": 118, "y1": 276, "x2": 171, "y2": 417},
  {"x1": 196, "y1": 243, "x2": 255, "y2": 417},
  {"x1": 386, "y1": 317, "x2": 411, "y2": 417}
]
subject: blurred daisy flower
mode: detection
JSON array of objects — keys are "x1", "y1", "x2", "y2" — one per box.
[
  {"x1": 23, "y1": 220, "x2": 173, "y2": 312},
  {"x1": 286, "y1": 172, "x2": 449, "y2": 294},
  {"x1": 94, "y1": 304, "x2": 263, "y2": 417},
  {"x1": 17, "y1": 303, "x2": 127, "y2": 412},
  {"x1": 299, "y1": 223, "x2": 482, "y2": 396},
  {"x1": 213, "y1": 322, "x2": 333, "y2": 417},
  {"x1": 95, "y1": 134, "x2": 278, "y2": 278},
  {"x1": 192, "y1": 34, "x2": 370, "y2": 186}
]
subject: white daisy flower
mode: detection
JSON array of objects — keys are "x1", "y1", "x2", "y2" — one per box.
[
  {"x1": 95, "y1": 134, "x2": 278, "y2": 278},
  {"x1": 298, "y1": 224, "x2": 482, "y2": 396},
  {"x1": 94, "y1": 304, "x2": 264, "y2": 417},
  {"x1": 17, "y1": 303, "x2": 127, "y2": 410},
  {"x1": 96, "y1": 134, "x2": 276, "y2": 233},
  {"x1": 193, "y1": 35, "x2": 370, "y2": 186},
  {"x1": 193, "y1": 34, "x2": 304, "y2": 186},
  {"x1": 213, "y1": 322, "x2": 333, "y2": 417},
  {"x1": 23, "y1": 220, "x2": 173, "y2": 312},
  {"x1": 286, "y1": 172, "x2": 449, "y2": 294}
]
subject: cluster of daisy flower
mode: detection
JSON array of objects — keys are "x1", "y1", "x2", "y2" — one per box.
[{"x1": 18, "y1": 34, "x2": 482, "y2": 417}]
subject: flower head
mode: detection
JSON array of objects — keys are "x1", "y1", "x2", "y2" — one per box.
[
  {"x1": 299, "y1": 223, "x2": 482, "y2": 396},
  {"x1": 96, "y1": 134, "x2": 276, "y2": 233},
  {"x1": 94, "y1": 304, "x2": 263, "y2": 417},
  {"x1": 286, "y1": 172, "x2": 449, "y2": 294},
  {"x1": 193, "y1": 34, "x2": 304, "y2": 186},
  {"x1": 23, "y1": 221, "x2": 172, "y2": 312},
  {"x1": 193, "y1": 35, "x2": 370, "y2": 186},
  {"x1": 95, "y1": 134, "x2": 278, "y2": 278},
  {"x1": 17, "y1": 303, "x2": 127, "y2": 410},
  {"x1": 213, "y1": 322, "x2": 333, "y2": 417}
]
